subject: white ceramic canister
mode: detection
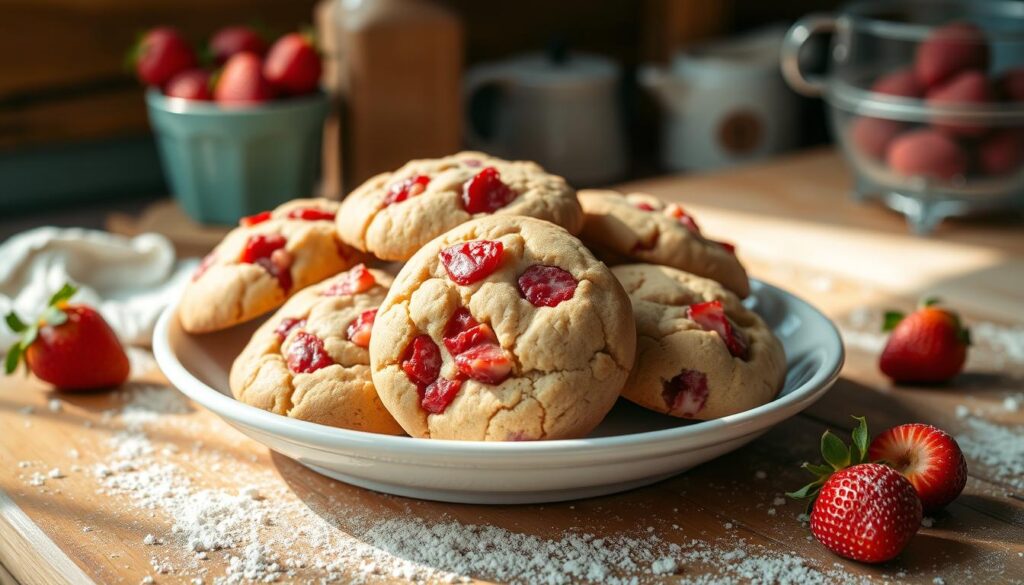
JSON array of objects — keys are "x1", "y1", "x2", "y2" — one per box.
[
  {"x1": 464, "y1": 52, "x2": 627, "y2": 186},
  {"x1": 642, "y1": 27, "x2": 800, "y2": 172}
]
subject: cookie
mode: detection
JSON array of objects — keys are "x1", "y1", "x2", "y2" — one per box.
[
  {"x1": 336, "y1": 152, "x2": 583, "y2": 261},
  {"x1": 369, "y1": 216, "x2": 636, "y2": 441},
  {"x1": 180, "y1": 198, "x2": 361, "y2": 333},
  {"x1": 612, "y1": 264, "x2": 786, "y2": 421},
  {"x1": 229, "y1": 264, "x2": 404, "y2": 434},
  {"x1": 578, "y1": 190, "x2": 750, "y2": 297}
]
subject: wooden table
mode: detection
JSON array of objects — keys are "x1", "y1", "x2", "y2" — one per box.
[{"x1": 2, "y1": 149, "x2": 1022, "y2": 584}]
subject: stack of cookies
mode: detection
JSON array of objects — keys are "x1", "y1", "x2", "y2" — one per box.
[{"x1": 179, "y1": 152, "x2": 786, "y2": 441}]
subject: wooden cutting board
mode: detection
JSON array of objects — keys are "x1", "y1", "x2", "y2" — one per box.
[{"x1": 2, "y1": 149, "x2": 1023, "y2": 584}]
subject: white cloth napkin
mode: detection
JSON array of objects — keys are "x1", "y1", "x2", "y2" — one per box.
[{"x1": 0, "y1": 227, "x2": 197, "y2": 349}]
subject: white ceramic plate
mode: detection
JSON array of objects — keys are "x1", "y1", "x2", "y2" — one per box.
[{"x1": 153, "y1": 279, "x2": 843, "y2": 504}]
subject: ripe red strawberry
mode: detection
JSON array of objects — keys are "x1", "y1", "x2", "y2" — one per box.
[
  {"x1": 879, "y1": 298, "x2": 970, "y2": 384},
  {"x1": 868, "y1": 423, "x2": 967, "y2": 512},
  {"x1": 209, "y1": 25, "x2": 267, "y2": 66},
  {"x1": 263, "y1": 33, "x2": 322, "y2": 95},
  {"x1": 164, "y1": 68, "x2": 213, "y2": 100},
  {"x1": 789, "y1": 416, "x2": 922, "y2": 564},
  {"x1": 811, "y1": 464, "x2": 922, "y2": 563},
  {"x1": 214, "y1": 52, "x2": 276, "y2": 104},
  {"x1": 5, "y1": 284, "x2": 129, "y2": 391},
  {"x1": 130, "y1": 27, "x2": 197, "y2": 87}
]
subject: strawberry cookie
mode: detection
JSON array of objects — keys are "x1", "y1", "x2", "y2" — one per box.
[
  {"x1": 229, "y1": 264, "x2": 404, "y2": 434},
  {"x1": 369, "y1": 216, "x2": 636, "y2": 441},
  {"x1": 336, "y1": 152, "x2": 583, "y2": 261},
  {"x1": 611, "y1": 264, "x2": 785, "y2": 421},
  {"x1": 180, "y1": 198, "x2": 361, "y2": 333},
  {"x1": 578, "y1": 190, "x2": 750, "y2": 297}
]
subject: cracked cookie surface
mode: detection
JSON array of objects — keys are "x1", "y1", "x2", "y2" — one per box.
[
  {"x1": 370, "y1": 216, "x2": 635, "y2": 441},
  {"x1": 612, "y1": 264, "x2": 785, "y2": 421},
  {"x1": 337, "y1": 152, "x2": 583, "y2": 261},
  {"x1": 579, "y1": 190, "x2": 750, "y2": 297},
  {"x1": 180, "y1": 198, "x2": 361, "y2": 333},
  {"x1": 230, "y1": 265, "x2": 404, "y2": 434}
]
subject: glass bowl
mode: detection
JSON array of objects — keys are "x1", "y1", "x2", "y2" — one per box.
[{"x1": 782, "y1": 0, "x2": 1024, "y2": 233}]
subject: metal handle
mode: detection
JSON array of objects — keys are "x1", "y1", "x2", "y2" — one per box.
[{"x1": 781, "y1": 13, "x2": 837, "y2": 97}]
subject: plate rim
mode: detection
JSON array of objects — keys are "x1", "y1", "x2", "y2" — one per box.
[{"x1": 152, "y1": 278, "x2": 844, "y2": 459}]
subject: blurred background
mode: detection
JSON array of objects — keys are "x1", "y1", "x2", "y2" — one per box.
[
  {"x1": 5, "y1": 0, "x2": 1024, "y2": 243},
  {"x1": 0, "y1": 0, "x2": 839, "y2": 230}
]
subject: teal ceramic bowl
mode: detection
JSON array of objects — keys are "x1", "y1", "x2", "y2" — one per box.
[{"x1": 146, "y1": 89, "x2": 328, "y2": 224}]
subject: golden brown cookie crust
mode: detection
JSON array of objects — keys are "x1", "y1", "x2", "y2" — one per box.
[
  {"x1": 578, "y1": 190, "x2": 750, "y2": 297},
  {"x1": 611, "y1": 264, "x2": 785, "y2": 421},
  {"x1": 180, "y1": 198, "x2": 361, "y2": 334},
  {"x1": 370, "y1": 216, "x2": 636, "y2": 441},
  {"x1": 229, "y1": 267, "x2": 404, "y2": 434},
  {"x1": 337, "y1": 152, "x2": 583, "y2": 261}
]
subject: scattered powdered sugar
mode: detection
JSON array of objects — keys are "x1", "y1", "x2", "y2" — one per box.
[
  {"x1": 956, "y1": 416, "x2": 1024, "y2": 490},
  {"x1": 76, "y1": 385, "x2": 880, "y2": 585}
]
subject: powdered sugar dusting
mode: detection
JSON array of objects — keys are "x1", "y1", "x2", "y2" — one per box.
[{"x1": 59, "y1": 385, "x2": 880, "y2": 584}]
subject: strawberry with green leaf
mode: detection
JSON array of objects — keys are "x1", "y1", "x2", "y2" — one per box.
[
  {"x1": 880, "y1": 297, "x2": 970, "y2": 384},
  {"x1": 788, "y1": 417, "x2": 922, "y2": 564},
  {"x1": 5, "y1": 284, "x2": 129, "y2": 391}
]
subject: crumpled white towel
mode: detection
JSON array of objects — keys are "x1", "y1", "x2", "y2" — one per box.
[{"x1": 0, "y1": 227, "x2": 197, "y2": 349}]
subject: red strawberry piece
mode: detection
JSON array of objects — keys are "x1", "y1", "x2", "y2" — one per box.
[
  {"x1": 811, "y1": 463, "x2": 922, "y2": 563},
  {"x1": 665, "y1": 204, "x2": 701, "y2": 234},
  {"x1": 926, "y1": 70, "x2": 995, "y2": 137},
  {"x1": 850, "y1": 116, "x2": 906, "y2": 161},
  {"x1": 886, "y1": 129, "x2": 967, "y2": 180},
  {"x1": 286, "y1": 331, "x2": 333, "y2": 374},
  {"x1": 209, "y1": 25, "x2": 267, "y2": 66},
  {"x1": 214, "y1": 52, "x2": 276, "y2": 104},
  {"x1": 240, "y1": 210, "x2": 272, "y2": 227},
  {"x1": 978, "y1": 129, "x2": 1024, "y2": 176},
  {"x1": 686, "y1": 300, "x2": 749, "y2": 360},
  {"x1": 661, "y1": 369, "x2": 709, "y2": 417},
  {"x1": 461, "y1": 167, "x2": 517, "y2": 213},
  {"x1": 346, "y1": 309, "x2": 378, "y2": 348},
  {"x1": 263, "y1": 32, "x2": 322, "y2": 96},
  {"x1": 871, "y1": 68, "x2": 924, "y2": 99},
  {"x1": 998, "y1": 68, "x2": 1024, "y2": 101},
  {"x1": 715, "y1": 241, "x2": 736, "y2": 254},
  {"x1": 439, "y1": 240, "x2": 504, "y2": 285},
  {"x1": 4, "y1": 284, "x2": 129, "y2": 391},
  {"x1": 879, "y1": 299, "x2": 970, "y2": 384},
  {"x1": 192, "y1": 252, "x2": 217, "y2": 281},
  {"x1": 868, "y1": 423, "x2": 968, "y2": 512},
  {"x1": 274, "y1": 317, "x2": 306, "y2": 341},
  {"x1": 130, "y1": 27, "x2": 197, "y2": 87},
  {"x1": 239, "y1": 234, "x2": 292, "y2": 291},
  {"x1": 164, "y1": 68, "x2": 213, "y2": 100},
  {"x1": 322, "y1": 264, "x2": 376, "y2": 296},
  {"x1": 454, "y1": 343, "x2": 513, "y2": 385},
  {"x1": 401, "y1": 334, "x2": 442, "y2": 388},
  {"x1": 442, "y1": 308, "x2": 495, "y2": 354},
  {"x1": 517, "y1": 265, "x2": 577, "y2": 308},
  {"x1": 384, "y1": 175, "x2": 431, "y2": 206},
  {"x1": 421, "y1": 377, "x2": 463, "y2": 414},
  {"x1": 915, "y1": 22, "x2": 990, "y2": 89},
  {"x1": 634, "y1": 201, "x2": 657, "y2": 211},
  {"x1": 286, "y1": 207, "x2": 336, "y2": 221}
]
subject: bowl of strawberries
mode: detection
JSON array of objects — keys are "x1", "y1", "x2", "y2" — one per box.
[
  {"x1": 782, "y1": 0, "x2": 1024, "y2": 234},
  {"x1": 132, "y1": 25, "x2": 326, "y2": 224}
]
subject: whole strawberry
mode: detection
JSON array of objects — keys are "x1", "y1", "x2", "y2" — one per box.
[
  {"x1": 129, "y1": 27, "x2": 197, "y2": 87},
  {"x1": 5, "y1": 284, "x2": 129, "y2": 391},
  {"x1": 263, "y1": 32, "x2": 321, "y2": 95},
  {"x1": 879, "y1": 298, "x2": 970, "y2": 384},
  {"x1": 789, "y1": 417, "x2": 922, "y2": 563},
  {"x1": 812, "y1": 464, "x2": 922, "y2": 563},
  {"x1": 869, "y1": 423, "x2": 967, "y2": 512}
]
